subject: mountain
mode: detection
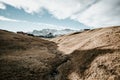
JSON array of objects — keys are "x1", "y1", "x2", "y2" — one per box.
[
  {"x1": 29, "y1": 29, "x2": 78, "y2": 37},
  {"x1": 0, "y1": 26, "x2": 120, "y2": 80}
]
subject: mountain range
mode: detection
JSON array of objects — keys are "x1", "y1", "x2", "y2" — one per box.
[{"x1": 29, "y1": 29, "x2": 78, "y2": 36}]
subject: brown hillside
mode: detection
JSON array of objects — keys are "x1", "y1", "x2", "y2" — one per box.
[
  {"x1": 0, "y1": 30, "x2": 68, "y2": 80},
  {"x1": 52, "y1": 26, "x2": 120, "y2": 54},
  {"x1": 0, "y1": 26, "x2": 120, "y2": 80},
  {"x1": 51, "y1": 26, "x2": 120, "y2": 80}
]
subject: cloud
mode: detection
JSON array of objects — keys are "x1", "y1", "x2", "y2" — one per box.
[
  {"x1": 0, "y1": 0, "x2": 120, "y2": 28},
  {"x1": 36, "y1": 22, "x2": 78, "y2": 30},
  {"x1": 0, "y1": 16, "x2": 21, "y2": 22},
  {"x1": 71, "y1": 0, "x2": 120, "y2": 28},
  {"x1": 0, "y1": 0, "x2": 84, "y2": 18},
  {"x1": 0, "y1": 0, "x2": 42, "y2": 13},
  {"x1": 0, "y1": 2, "x2": 6, "y2": 9},
  {"x1": 0, "y1": 20, "x2": 77, "y2": 32},
  {"x1": 36, "y1": 0, "x2": 99, "y2": 19}
]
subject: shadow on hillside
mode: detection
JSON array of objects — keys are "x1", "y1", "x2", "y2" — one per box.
[
  {"x1": 0, "y1": 30, "x2": 70, "y2": 80},
  {"x1": 69, "y1": 48, "x2": 120, "y2": 77},
  {"x1": 0, "y1": 29, "x2": 120, "y2": 80},
  {"x1": 46, "y1": 48, "x2": 120, "y2": 80}
]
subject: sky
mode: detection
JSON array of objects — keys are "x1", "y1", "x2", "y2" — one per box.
[{"x1": 0, "y1": 0, "x2": 120, "y2": 32}]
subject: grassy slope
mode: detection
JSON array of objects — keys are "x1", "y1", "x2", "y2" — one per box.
[
  {"x1": 51, "y1": 26, "x2": 120, "y2": 80},
  {"x1": 0, "y1": 30, "x2": 68, "y2": 80},
  {"x1": 0, "y1": 26, "x2": 120, "y2": 80}
]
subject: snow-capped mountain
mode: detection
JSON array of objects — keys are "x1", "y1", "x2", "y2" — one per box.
[{"x1": 29, "y1": 29, "x2": 78, "y2": 37}]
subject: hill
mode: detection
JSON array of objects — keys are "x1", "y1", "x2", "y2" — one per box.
[
  {"x1": 51, "y1": 26, "x2": 120, "y2": 80},
  {"x1": 0, "y1": 30, "x2": 68, "y2": 80},
  {"x1": 52, "y1": 26, "x2": 120, "y2": 54},
  {"x1": 0, "y1": 26, "x2": 120, "y2": 80}
]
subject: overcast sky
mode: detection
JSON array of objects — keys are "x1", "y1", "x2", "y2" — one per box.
[{"x1": 0, "y1": 0, "x2": 120, "y2": 32}]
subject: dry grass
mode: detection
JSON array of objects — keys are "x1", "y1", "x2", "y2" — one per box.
[
  {"x1": 0, "y1": 26, "x2": 120, "y2": 80},
  {"x1": 51, "y1": 26, "x2": 120, "y2": 80},
  {"x1": 0, "y1": 30, "x2": 69, "y2": 80}
]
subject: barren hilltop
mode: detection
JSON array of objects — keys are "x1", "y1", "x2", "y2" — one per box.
[{"x1": 0, "y1": 26, "x2": 120, "y2": 80}]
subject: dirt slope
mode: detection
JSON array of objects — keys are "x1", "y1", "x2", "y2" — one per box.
[
  {"x1": 51, "y1": 26, "x2": 120, "y2": 80},
  {"x1": 0, "y1": 30, "x2": 68, "y2": 80},
  {"x1": 52, "y1": 26, "x2": 120, "y2": 54},
  {"x1": 0, "y1": 26, "x2": 120, "y2": 80}
]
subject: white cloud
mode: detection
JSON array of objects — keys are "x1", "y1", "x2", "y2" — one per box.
[
  {"x1": 0, "y1": 0, "x2": 88, "y2": 18},
  {"x1": 71, "y1": 0, "x2": 120, "y2": 28},
  {"x1": 0, "y1": 20, "x2": 77, "y2": 32},
  {"x1": 36, "y1": 22, "x2": 78, "y2": 30},
  {"x1": 36, "y1": 0, "x2": 98, "y2": 19},
  {"x1": 0, "y1": 16, "x2": 77, "y2": 31},
  {"x1": 0, "y1": 0, "x2": 120, "y2": 28},
  {"x1": 0, "y1": 16, "x2": 19, "y2": 22},
  {"x1": 0, "y1": 2, "x2": 6, "y2": 9},
  {"x1": 0, "y1": 0, "x2": 42, "y2": 13}
]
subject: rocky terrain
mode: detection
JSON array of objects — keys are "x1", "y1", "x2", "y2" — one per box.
[{"x1": 0, "y1": 26, "x2": 120, "y2": 80}]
